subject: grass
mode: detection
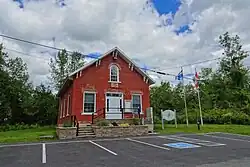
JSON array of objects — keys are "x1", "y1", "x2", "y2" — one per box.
[
  {"x1": 155, "y1": 124, "x2": 250, "y2": 135},
  {"x1": 1, "y1": 124, "x2": 250, "y2": 144},
  {"x1": 0, "y1": 126, "x2": 56, "y2": 144}
]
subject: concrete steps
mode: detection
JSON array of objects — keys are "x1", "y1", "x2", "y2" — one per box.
[{"x1": 77, "y1": 125, "x2": 96, "y2": 138}]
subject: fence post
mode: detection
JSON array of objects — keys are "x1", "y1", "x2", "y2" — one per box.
[
  {"x1": 138, "y1": 107, "x2": 141, "y2": 124},
  {"x1": 138, "y1": 106, "x2": 141, "y2": 118},
  {"x1": 120, "y1": 107, "x2": 124, "y2": 119},
  {"x1": 76, "y1": 122, "x2": 79, "y2": 136},
  {"x1": 92, "y1": 113, "x2": 94, "y2": 124}
]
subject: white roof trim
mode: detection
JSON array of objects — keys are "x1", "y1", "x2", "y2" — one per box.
[{"x1": 69, "y1": 47, "x2": 155, "y2": 84}]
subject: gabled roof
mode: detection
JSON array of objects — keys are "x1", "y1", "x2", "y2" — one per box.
[
  {"x1": 69, "y1": 47, "x2": 155, "y2": 84},
  {"x1": 58, "y1": 47, "x2": 155, "y2": 96}
]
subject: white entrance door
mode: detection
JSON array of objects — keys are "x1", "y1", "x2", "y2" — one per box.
[{"x1": 105, "y1": 93, "x2": 123, "y2": 119}]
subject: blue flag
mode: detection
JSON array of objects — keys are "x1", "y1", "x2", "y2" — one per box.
[{"x1": 175, "y1": 69, "x2": 183, "y2": 80}]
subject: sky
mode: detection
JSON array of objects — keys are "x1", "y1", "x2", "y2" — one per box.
[{"x1": 1, "y1": 0, "x2": 250, "y2": 86}]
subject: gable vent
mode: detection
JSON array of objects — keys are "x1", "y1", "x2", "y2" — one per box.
[{"x1": 112, "y1": 50, "x2": 118, "y2": 60}]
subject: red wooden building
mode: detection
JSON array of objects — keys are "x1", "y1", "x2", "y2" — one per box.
[{"x1": 57, "y1": 47, "x2": 155, "y2": 125}]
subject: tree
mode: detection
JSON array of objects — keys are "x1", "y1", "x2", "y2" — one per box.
[
  {"x1": 0, "y1": 43, "x2": 58, "y2": 126},
  {"x1": 49, "y1": 49, "x2": 85, "y2": 91},
  {"x1": 150, "y1": 32, "x2": 250, "y2": 124},
  {"x1": 218, "y1": 32, "x2": 249, "y2": 88}
]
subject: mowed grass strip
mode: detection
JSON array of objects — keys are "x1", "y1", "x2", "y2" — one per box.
[
  {"x1": 155, "y1": 124, "x2": 250, "y2": 135},
  {"x1": 0, "y1": 124, "x2": 250, "y2": 144},
  {"x1": 0, "y1": 126, "x2": 56, "y2": 143}
]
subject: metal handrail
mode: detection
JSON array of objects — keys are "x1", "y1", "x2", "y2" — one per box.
[{"x1": 91, "y1": 107, "x2": 142, "y2": 124}]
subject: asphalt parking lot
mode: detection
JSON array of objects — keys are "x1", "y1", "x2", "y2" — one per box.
[{"x1": 1, "y1": 132, "x2": 250, "y2": 167}]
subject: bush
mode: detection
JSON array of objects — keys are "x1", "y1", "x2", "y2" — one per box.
[
  {"x1": 63, "y1": 120, "x2": 73, "y2": 127},
  {"x1": 96, "y1": 119, "x2": 110, "y2": 126},
  {"x1": 0, "y1": 123, "x2": 40, "y2": 132},
  {"x1": 129, "y1": 118, "x2": 140, "y2": 125},
  {"x1": 119, "y1": 123, "x2": 130, "y2": 127},
  {"x1": 173, "y1": 109, "x2": 250, "y2": 125}
]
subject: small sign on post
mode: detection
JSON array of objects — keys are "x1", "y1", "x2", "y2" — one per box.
[{"x1": 161, "y1": 109, "x2": 177, "y2": 129}]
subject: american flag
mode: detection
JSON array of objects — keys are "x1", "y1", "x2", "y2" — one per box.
[{"x1": 194, "y1": 70, "x2": 199, "y2": 89}]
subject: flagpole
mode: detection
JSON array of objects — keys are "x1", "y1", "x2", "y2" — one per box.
[
  {"x1": 195, "y1": 68, "x2": 203, "y2": 126},
  {"x1": 182, "y1": 67, "x2": 189, "y2": 127},
  {"x1": 197, "y1": 89, "x2": 203, "y2": 126}
]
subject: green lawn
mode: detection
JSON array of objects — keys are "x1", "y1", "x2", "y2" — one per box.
[
  {"x1": 0, "y1": 124, "x2": 250, "y2": 144},
  {"x1": 0, "y1": 127, "x2": 56, "y2": 144},
  {"x1": 155, "y1": 124, "x2": 250, "y2": 135}
]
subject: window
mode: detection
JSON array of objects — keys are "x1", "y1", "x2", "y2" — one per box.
[
  {"x1": 132, "y1": 94, "x2": 142, "y2": 112},
  {"x1": 110, "y1": 65, "x2": 119, "y2": 82},
  {"x1": 83, "y1": 92, "x2": 96, "y2": 113},
  {"x1": 63, "y1": 99, "x2": 67, "y2": 117},
  {"x1": 67, "y1": 95, "x2": 71, "y2": 116}
]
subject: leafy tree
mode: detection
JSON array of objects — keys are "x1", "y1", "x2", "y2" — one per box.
[
  {"x1": 150, "y1": 32, "x2": 250, "y2": 124},
  {"x1": 0, "y1": 43, "x2": 58, "y2": 126},
  {"x1": 49, "y1": 49, "x2": 85, "y2": 91},
  {"x1": 218, "y1": 32, "x2": 249, "y2": 88}
]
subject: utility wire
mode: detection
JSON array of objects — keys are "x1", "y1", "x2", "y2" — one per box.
[
  {"x1": 4, "y1": 47, "x2": 48, "y2": 59},
  {"x1": 0, "y1": 34, "x2": 84, "y2": 55},
  {"x1": 163, "y1": 57, "x2": 221, "y2": 70},
  {"x1": 3, "y1": 34, "x2": 250, "y2": 90},
  {"x1": 0, "y1": 33, "x2": 221, "y2": 80}
]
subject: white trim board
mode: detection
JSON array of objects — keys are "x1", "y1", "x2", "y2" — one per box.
[{"x1": 82, "y1": 91, "x2": 97, "y2": 114}]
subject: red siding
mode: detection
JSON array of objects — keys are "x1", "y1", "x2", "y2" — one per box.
[
  {"x1": 57, "y1": 86, "x2": 73, "y2": 125},
  {"x1": 58, "y1": 52, "x2": 151, "y2": 124}
]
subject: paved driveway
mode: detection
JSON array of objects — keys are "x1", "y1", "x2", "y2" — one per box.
[{"x1": 1, "y1": 132, "x2": 250, "y2": 167}]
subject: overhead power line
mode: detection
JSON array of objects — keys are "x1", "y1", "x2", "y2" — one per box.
[
  {"x1": 0, "y1": 34, "x2": 78, "y2": 54},
  {"x1": 0, "y1": 33, "x2": 222, "y2": 80},
  {"x1": 163, "y1": 57, "x2": 221, "y2": 70},
  {"x1": 4, "y1": 47, "x2": 49, "y2": 61}
]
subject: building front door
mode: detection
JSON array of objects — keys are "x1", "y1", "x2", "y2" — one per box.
[{"x1": 105, "y1": 92, "x2": 123, "y2": 119}]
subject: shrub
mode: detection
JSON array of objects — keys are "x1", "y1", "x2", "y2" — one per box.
[
  {"x1": 0, "y1": 123, "x2": 40, "y2": 132},
  {"x1": 96, "y1": 119, "x2": 110, "y2": 126},
  {"x1": 119, "y1": 123, "x2": 129, "y2": 127},
  {"x1": 63, "y1": 120, "x2": 73, "y2": 127},
  {"x1": 129, "y1": 118, "x2": 140, "y2": 125},
  {"x1": 172, "y1": 109, "x2": 250, "y2": 125}
]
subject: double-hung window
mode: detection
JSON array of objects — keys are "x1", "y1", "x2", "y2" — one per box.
[
  {"x1": 110, "y1": 65, "x2": 119, "y2": 82},
  {"x1": 132, "y1": 94, "x2": 142, "y2": 113},
  {"x1": 67, "y1": 95, "x2": 71, "y2": 116},
  {"x1": 63, "y1": 99, "x2": 66, "y2": 117},
  {"x1": 83, "y1": 92, "x2": 96, "y2": 114}
]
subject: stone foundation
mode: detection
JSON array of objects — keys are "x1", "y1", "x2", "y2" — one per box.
[
  {"x1": 92, "y1": 125, "x2": 148, "y2": 137},
  {"x1": 56, "y1": 127, "x2": 77, "y2": 139},
  {"x1": 100, "y1": 118, "x2": 142, "y2": 125},
  {"x1": 146, "y1": 124, "x2": 154, "y2": 133}
]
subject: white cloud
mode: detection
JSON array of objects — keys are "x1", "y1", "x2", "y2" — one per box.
[{"x1": 0, "y1": 0, "x2": 250, "y2": 86}]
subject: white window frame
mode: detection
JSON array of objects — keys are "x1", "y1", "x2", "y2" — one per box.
[
  {"x1": 63, "y1": 98, "x2": 66, "y2": 117},
  {"x1": 131, "y1": 94, "x2": 143, "y2": 113},
  {"x1": 82, "y1": 91, "x2": 97, "y2": 115},
  {"x1": 67, "y1": 95, "x2": 70, "y2": 116},
  {"x1": 109, "y1": 64, "x2": 120, "y2": 82}
]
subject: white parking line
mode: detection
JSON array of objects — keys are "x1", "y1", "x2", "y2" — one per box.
[
  {"x1": 42, "y1": 143, "x2": 46, "y2": 164},
  {"x1": 0, "y1": 136, "x2": 159, "y2": 148},
  {"x1": 214, "y1": 132, "x2": 250, "y2": 138},
  {"x1": 158, "y1": 135, "x2": 226, "y2": 146},
  {"x1": 89, "y1": 140, "x2": 117, "y2": 156},
  {"x1": 203, "y1": 134, "x2": 250, "y2": 143},
  {"x1": 0, "y1": 142, "x2": 43, "y2": 148},
  {"x1": 126, "y1": 138, "x2": 170, "y2": 150}
]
